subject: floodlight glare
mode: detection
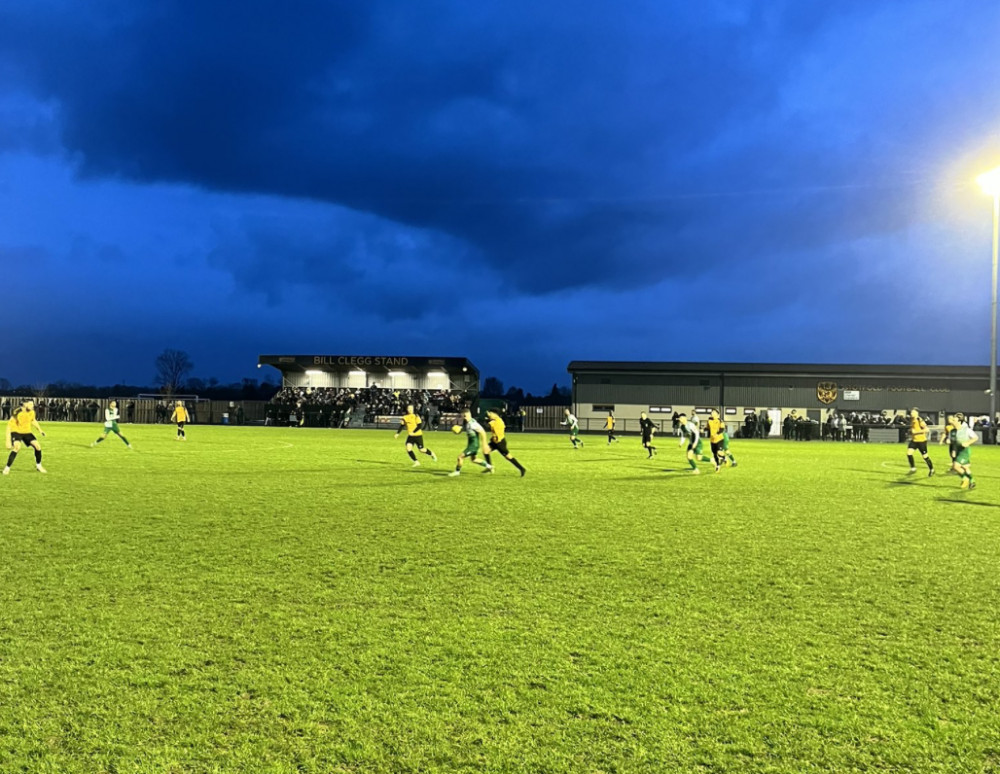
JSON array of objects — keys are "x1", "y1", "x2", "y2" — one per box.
[{"x1": 978, "y1": 166, "x2": 1000, "y2": 197}]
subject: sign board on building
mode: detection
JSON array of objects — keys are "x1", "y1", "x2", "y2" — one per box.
[{"x1": 843, "y1": 390, "x2": 860, "y2": 401}]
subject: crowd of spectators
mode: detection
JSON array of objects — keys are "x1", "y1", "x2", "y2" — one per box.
[
  {"x1": 1, "y1": 397, "x2": 109, "y2": 422},
  {"x1": 0, "y1": 397, "x2": 203, "y2": 424},
  {"x1": 739, "y1": 410, "x2": 774, "y2": 439},
  {"x1": 268, "y1": 386, "x2": 475, "y2": 428}
]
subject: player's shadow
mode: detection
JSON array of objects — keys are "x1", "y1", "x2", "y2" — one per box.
[
  {"x1": 935, "y1": 497, "x2": 1000, "y2": 508},
  {"x1": 614, "y1": 470, "x2": 699, "y2": 481}
]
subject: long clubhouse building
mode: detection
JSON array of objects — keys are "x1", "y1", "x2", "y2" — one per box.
[{"x1": 567, "y1": 361, "x2": 993, "y2": 426}]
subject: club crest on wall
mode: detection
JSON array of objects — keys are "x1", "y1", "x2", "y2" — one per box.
[{"x1": 816, "y1": 381, "x2": 838, "y2": 404}]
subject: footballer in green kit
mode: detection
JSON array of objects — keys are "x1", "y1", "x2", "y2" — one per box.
[
  {"x1": 677, "y1": 412, "x2": 713, "y2": 473},
  {"x1": 91, "y1": 400, "x2": 132, "y2": 449},
  {"x1": 448, "y1": 409, "x2": 494, "y2": 476},
  {"x1": 561, "y1": 408, "x2": 583, "y2": 448},
  {"x1": 953, "y1": 413, "x2": 977, "y2": 490}
]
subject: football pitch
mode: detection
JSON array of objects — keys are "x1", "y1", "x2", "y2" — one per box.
[{"x1": 1, "y1": 424, "x2": 998, "y2": 773}]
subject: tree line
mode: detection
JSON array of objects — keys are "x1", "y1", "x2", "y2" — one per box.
[{"x1": 0, "y1": 349, "x2": 279, "y2": 402}]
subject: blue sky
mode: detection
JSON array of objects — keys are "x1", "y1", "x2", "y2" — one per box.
[{"x1": 1, "y1": 0, "x2": 999, "y2": 392}]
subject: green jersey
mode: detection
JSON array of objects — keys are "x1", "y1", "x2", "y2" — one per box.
[{"x1": 461, "y1": 419, "x2": 484, "y2": 456}]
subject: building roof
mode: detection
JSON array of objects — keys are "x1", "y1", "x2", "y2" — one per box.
[
  {"x1": 258, "y1": 354, "x2": 478, "y2": 375},
  {"x1": 567, "y1": 361, "x2": 990, "y2": 379}
]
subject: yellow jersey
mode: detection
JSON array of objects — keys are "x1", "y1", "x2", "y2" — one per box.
[
  {"x1": 708, "y1": 418, "x2": 725, "y2": 444},
  {"x1": 10, "y1": 408, "x2": 35, "y2": 435},
  {"x1": 604, "y1": 416, "x2": 615, "y2": 430},
  {"x1": 910, "y1": 417, "x2": 927, "y2": 443},
  {"x1": 171, "y1": 406, "x2": 189, "y2": 423},
  {"x1": 489, "y1": 416, "x2": 506, "y2": 443},
  {"x1": 400, "y1": 413, "x2": 423, "y2": 436}
]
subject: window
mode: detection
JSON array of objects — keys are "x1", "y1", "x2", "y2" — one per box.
[
  {"x1": 592, "y1": 404, "x2": 615, "y2": 412},
  {"x1": 649, "y1": 406, "x2": 673, "y2": 413},
  {"x1": 695, "y1": 407, "x2": 713, "y2": 414},
  {"x1": 725, "y1": 407, "x2": 737, "y2": 415}
]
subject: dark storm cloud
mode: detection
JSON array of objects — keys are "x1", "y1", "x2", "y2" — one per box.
[{"x1": 1, "y1": 0, "x2": 901, "y2": 296}]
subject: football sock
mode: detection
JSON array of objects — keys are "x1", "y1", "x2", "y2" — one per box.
[
  {"x1": 119, "y1": 433, "x2": 130, "y2": 446},
  {"x1": 484, "y1": 453, "x2": 492, "y2": 465},
  {"x1": 423, "y1": 448, "x2": 434, "y2": 456},
  {"x1": 924, "y1": 456, "x2": 933, "y2": 471},
  {"x1": 508, "y1": 457, "x2": 525, "y2": 474},
  {"x1": 34, "y1": 449, "x2": 42, "y2": 465},
  {"x1": 688, "y1": 457, "x2": 697, "y2": 470},
  {"x1": 906, "y1": 455, "x2": 914, "y2": 469},
  {"x1": 94, "y1": 436, "x2": 105, "y2": 444},
  {"x1": 408, "y1": 450, "x2": 417, "y2": 461},
  {"x1": 6, "y1": 452, "x2": 15, "y2": 467}
]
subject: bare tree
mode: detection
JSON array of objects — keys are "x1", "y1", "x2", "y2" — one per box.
[{"x1": 155, "y1": 349, "x2": 194, "y2": 395}]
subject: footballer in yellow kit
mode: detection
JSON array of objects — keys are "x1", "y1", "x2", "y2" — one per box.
[
  {"x1": 486, "y1": 410, "x2": 526, "y2": 476},
  {"x1": 906, "y1": 408, "x2": 934, "y2": 476},
  {"x1": 4, "y1": 400, "x2": 47, "y2": 474},
  {"x1": 604, "y1": 411, "x2": 618, "y2": 445},
  {"x1": 707, "y1": 410, "x2": 726, "y2": 472},
  {"x1": 394, "y1": 405, "x2": 437, "y2": 466},
  {"x1": 170, "y1": 401, "x2": 189, "y2": 440}
]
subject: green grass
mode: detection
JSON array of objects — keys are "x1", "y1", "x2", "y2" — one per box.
[{"x1": 1, "y1": 424, "x2": 999, "y2": 773}]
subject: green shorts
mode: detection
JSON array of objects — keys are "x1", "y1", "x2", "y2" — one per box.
[
  {"x1": 955, "y1": 447, "x2": 972, "y2": 466},
  {"x1": 462, "y1": 439, "x2": 480, "y2": 458},
  {"x1": 104, "y1": 422, "x2": 120, "y2": 434}
]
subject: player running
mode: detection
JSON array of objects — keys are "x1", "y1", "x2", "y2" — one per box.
[
  {"x1": 605, "y1": 411, "x2": 618, "y2": 445},
  {"x1": 394, "y1": 404, "x2": 437, "y2": 466},
  {"x1": 170, "y1": 401, "x2": 189, "y2": 441},
  {"x1": 91, "y1": 400, "x2": 132, "y2": 449},
  {"x1": 940, "y1": 413, "x2": 960, "y2": 474},
  {"x1": 905, "y1": 407, "x2": 934, "y2": 476},
  {"x1": 3, "y1": 400, "x2": 47, "y2": 474},
  {"x1": 677, "y1": 412, "x2": 713, "y2": 474},
  {"x1": 954, "y1": 413, "x2": 978, "y2": 490},
  {"x1": 448, "y1": 409, "x2": 494, "y2": 476},
  {"x1": 485, "y1": 410, "x2": 526, "y2": 476},
  {"x1": 639, "y1": 411, "x2": 657, "y2": 458},
  {"x1": 561, "y1": 409, "x2": 583, "y2": 448},
  {"x1": 707, "y1": 409, "x2": 727, "y2": 472}
]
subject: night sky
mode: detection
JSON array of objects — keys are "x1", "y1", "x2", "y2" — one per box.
[{"x1": 2, "y1": 1, "x2": 999, "y2": 392}]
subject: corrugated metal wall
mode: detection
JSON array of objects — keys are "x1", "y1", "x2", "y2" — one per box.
[
  {"x1": 574, "y1": 371, "x2": 992, "y2": 413},
  {"x1": 576, "y1": 373, "x2": 721, "y2": 406}
]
